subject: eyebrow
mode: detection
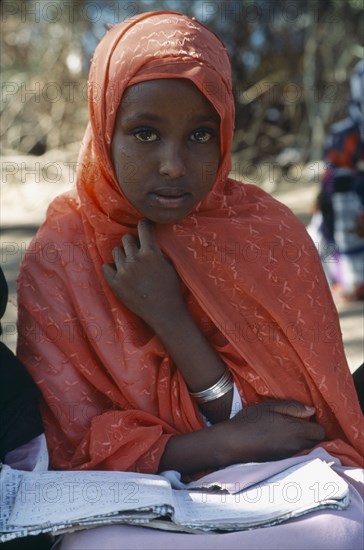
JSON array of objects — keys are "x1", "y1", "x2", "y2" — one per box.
[{"x1": 122, "y1": 113, "x2": 219, "y2": 125}]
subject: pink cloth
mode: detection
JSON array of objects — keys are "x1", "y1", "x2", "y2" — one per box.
[
  {"x1": 58, "y1": 511, "x2": 363, "y2": 550},
  {"x1": 58, "y1": 451, "x2": 363, "y2": 550},
  {"x1": 4, "y1": 434, "x2": 48, "y2": 471}
]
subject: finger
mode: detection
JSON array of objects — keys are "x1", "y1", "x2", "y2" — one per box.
[
  {"x1": 111, "y1": 245, "x2": 126, "y2": 268},
  {"x1": 303, "y1": 422, "x2": 326, "y2": 442},
  {"x1": 102, "y1": 263, "x2": 117, "y2": 283},
  {"x1": 138, "y1": 219, "x2": 161, "y2": 253},
  {"x1": 121, "y1": 234, "x2": 139, "y2": 261},
  {"x1": 264, "y1": 400, "x2": 316, "y2": 418}
]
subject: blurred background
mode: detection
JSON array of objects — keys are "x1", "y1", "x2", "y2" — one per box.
[
  {"x1": 1, "y1": 0, "x2": 363, "y2": 369},
  {"x1": 2, "y1": 0, "x2": 363, "y2": 162}
]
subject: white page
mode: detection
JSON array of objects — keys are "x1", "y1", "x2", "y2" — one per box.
[
  {"x1": 172, "y1": 459, "x2": 349, "y2": 528},
  {"x1": 0, "y1": 466, "x2": 25, "y2": 534},
  {"x1": 3, "y1": 457, "x2": 350, "y2": 535},
  {"x1": 185, "y1": 448, "x2": 342, "y2": 493},
  {"x1": 9, "y1": 470, "x2": 174, "y2": 528}
]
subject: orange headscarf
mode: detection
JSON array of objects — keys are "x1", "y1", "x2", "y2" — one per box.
[{"x1": 17, "y1": 11, "x2": 363, "y2": 472}]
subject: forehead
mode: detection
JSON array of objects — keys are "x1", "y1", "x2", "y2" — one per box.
[{"x1": 119, "y1": 79, "x2": 220, "y2": 122}]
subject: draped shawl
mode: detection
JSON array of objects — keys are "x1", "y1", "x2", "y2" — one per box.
[{"x1": 17, "y1": 11, "x2": 363, "y2": 472}]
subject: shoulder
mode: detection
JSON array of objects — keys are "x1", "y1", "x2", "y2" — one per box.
[
  {"x1": 226, "y1": 178, "x2": 301, "y2": 220},
  {"x1": 43, "y1": 190, "x2": 82, "y2": 233},
  {"x1": 224, "y1": 178, "x2": 315, "y2": 248},
  {"x1": 19, "y1": 191, "x2": 85, "y2": 279}
]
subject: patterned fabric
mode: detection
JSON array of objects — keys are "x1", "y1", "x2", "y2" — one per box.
[{"x1": 17, "y1": 12, "x2": 363, "y2": 473}]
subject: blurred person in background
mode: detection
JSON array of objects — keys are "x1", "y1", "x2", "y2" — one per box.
[{"x1": 308, "y1": 60, "x2": 364, "y2": 301}]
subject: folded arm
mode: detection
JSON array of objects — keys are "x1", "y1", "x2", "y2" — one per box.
[{"x1": 103, "y1": 220, "x2": 326, "y2": 475}]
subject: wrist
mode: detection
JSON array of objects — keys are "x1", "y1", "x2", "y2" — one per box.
[
  {"x1": 159, "y1": 422, "x2": 233, "y2": 474},
  {"x1": 209, "y1": 421, "x2": 235, "y2": 468},
  {"x1": 150, "y1": 299, "x2": 190, "y2": 335}
]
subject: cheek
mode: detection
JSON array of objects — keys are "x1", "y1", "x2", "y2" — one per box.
[
  {"x1": 120, "y1": 161, "x2": 140, "y2": 186},
  {"x1": 112, "y1": 148, "x2": 141, "y2": 189},
  {"x1": 195, "y1": 152, "x2": 220, "y2": 189}
]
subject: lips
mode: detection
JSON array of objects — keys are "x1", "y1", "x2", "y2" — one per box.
[
  {"x1": 147, "y1": 188, "x2": 191, "y2": 208},
  {"x1": 152, "y1": 187, "x2": 189, "y2": 197}
]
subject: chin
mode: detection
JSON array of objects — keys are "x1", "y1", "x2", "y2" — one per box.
[
  {"x1": 150, "y1": 216, "x2": 184, "y2": 225},
  {"x1": 146, "y1": 209, "x2": 193, "y2": 225}
]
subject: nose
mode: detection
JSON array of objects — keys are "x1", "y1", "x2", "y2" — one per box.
[{"x1": 159, "y1": 143, "x2": 186, "y2": 179}]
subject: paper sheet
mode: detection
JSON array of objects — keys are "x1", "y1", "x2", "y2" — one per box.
[
  {"x1": 8, "y1": 470, "x2": 174, "y2": 528},
  {"x1": 1, "y1": 452, "x2": 350, "y2": 540},
  {"x1": 172, "y1": 459, "x2": 349, "y2": 529}
]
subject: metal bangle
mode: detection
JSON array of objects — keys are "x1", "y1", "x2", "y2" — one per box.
[{"x1": 189, "y1": 369, "x2": 234, "y2": 404}]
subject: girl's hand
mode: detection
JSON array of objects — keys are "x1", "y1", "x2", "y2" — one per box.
[
  {"x1": 159, "y1": 399, "x2": 326, "y2": 473},
  {"x1": 218, "y1": 400, "x2": 326, "y2": 464},
  {"x1": 103, "y1": 219, "x2": 231, "y2": 426},
  {"x1": 102, "y1": 219, "x2": 185, "y2": 329}
]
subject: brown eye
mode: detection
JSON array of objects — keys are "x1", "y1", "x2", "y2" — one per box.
[
  {"x1": 190, "y1": 129, "x2": 213, "y2": 143},
  {"x1": 133, "y1": 129, "x2": 158, "y2": 142}
]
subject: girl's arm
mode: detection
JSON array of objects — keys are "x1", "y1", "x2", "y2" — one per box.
[
  {"x1": 103, "y1": 219, "x2": 233, "y2": 424},
  {"x1": 158, "y1": 401, "x2": 325, "y2": 474},
  {"x1": 145, "y1": 301, "x2": 234, "y2": 424},
  {"x1": 103, "y1": 220, "x2": 325, "y2": 474}
]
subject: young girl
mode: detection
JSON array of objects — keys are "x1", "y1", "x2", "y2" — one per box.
[{"x1": 17, "y1": 11, "x2": 363, "y2": 549}]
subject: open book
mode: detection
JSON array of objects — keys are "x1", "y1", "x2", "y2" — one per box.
[{"x1": 0, "y1": 456, "x2": 349, "y2": 541}]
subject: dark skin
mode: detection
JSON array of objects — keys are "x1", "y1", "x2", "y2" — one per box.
[{"x1": 103, "y1": 79, "x2": 326, "y2": 475}]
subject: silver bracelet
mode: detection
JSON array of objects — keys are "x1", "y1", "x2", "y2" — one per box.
[{"x1": 189, "y1": 369, "x2": 234, "y2": 404}]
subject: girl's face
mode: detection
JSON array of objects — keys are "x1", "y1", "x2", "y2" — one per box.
[{"x1": 111, "y1": 79, "x2": 221, "y2": 224}]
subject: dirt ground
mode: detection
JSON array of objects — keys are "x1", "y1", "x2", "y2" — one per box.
[{"x1": 1, "y1": 152, "x2": 363, "y2": 373}]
